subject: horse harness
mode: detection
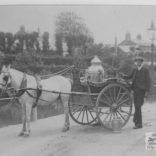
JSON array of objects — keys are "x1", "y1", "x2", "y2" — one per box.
[
  {"x1": 20, "y1": 73, "x2": 43, "y2": 108},
  {"x1": 3, "y1": 71, "x2": 43, "y2": 108}
]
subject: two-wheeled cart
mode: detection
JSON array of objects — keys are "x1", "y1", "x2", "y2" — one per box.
[{"x1": 69, "y1": 67, "x2": 133, "y2": 130}]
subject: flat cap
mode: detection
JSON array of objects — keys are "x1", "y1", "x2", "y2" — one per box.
[{"x1": 134, "y1": 56, "x2": 144, "y2": 61}]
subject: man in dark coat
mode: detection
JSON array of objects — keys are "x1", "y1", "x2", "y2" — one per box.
[{"x1": 124, "y1": 56, "x2": 151, "y2": 129}]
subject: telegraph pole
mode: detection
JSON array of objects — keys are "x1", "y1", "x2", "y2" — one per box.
[
  {"x1": 112, "y1": 36, "x2": 118, "y2": 67},
  {"x1": 147, "y1": 21, "x2": 156, "y2": 99},
  {"x1": 147, "y1": 21, "x2": 156, "y2": 77},
  {"x1": 115, "y1": 36, "x2": 118, "y2": 56}
]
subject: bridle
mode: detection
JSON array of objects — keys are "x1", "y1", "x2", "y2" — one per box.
[
  {"x1": 0, "y1": 70, "x2": 27, "y2": 97},
  {"x1": 0, "y1": 70, "x2": 39, "y2": 99},
  {"x1": 0, "y1": 71, "x2": 12, "y2": 93}
]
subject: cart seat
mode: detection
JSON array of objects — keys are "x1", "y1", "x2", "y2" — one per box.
[
  {"x1": 80, "y1": 77, "x2": 106, "y2": 87},
  {"x1": 80, "y1": 78, "x2": 107, "y2": 93}
]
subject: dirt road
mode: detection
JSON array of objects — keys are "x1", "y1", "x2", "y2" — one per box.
[{"x1": 0, "y1": 102, "x2": 156, "y2": 156}]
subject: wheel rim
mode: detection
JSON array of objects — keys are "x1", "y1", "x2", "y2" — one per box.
[
  {"x1": 96, "y1": 83, "x2": 132, "y2": 129},
  {"x1": 69, "y1": 95, "x2": 97, "y2": 125}
]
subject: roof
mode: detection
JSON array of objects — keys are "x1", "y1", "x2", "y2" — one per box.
[
  {"x1": 131, "y1": 39, "x2": 150, "y2": 46},
  {"x1": 119, "y1": 40, "x2": 136, "y2": 46},
  {"x1": 119, "y1": 39, "x2": 150, "y2": 47}
]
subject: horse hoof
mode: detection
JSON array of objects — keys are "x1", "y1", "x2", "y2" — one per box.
[
  {"x1": 62, "y1": 127, "x2": 70, "y2": 132},
  {"x1": 18, "y1": 132, "x2": 24, "y2": 137}
]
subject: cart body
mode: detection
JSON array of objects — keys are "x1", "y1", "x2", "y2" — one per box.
[{"x1": 69, "y1": 68, "x2": 133, "y2": 129}]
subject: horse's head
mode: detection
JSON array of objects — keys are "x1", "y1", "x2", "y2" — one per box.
[{"x1": 0, "y1": 65, "x2": 12, "y2": 93}]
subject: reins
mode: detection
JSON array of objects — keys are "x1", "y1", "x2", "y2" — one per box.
[
  {"x1": 40, "y1": 65, "x2": 74, "y2": 79},
  {"x1": 0, "y1": 65, "x2": 75, "y2": 107}
]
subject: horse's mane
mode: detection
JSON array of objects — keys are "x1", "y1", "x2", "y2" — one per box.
[
  {"x1": 10, "y1": 68, "x2": 34, "y2": 80},
  {"x1": 10, "y1": 68, "x2": 23, "y2": 75}
]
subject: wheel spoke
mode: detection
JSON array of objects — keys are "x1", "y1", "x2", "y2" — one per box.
[
  {"x1": 81, "y1": 107, "x2": 86, "y2": 123},
  {"x1": 117, "y1": 97, "x2": 130, "y2": 107},
  {"x1": 113, "y1": 87, "x2": 117, "y2": 102},
  {"x1": 116, "y1": 87, "x2": 122, "y2": 101},
  {"x1": 88, "y1": 109, "x2": 96, "y2": 120},
  {"x1": 114, "y1": 87, "x2": 123, "y2": 103},
  {"x1": 108, "y1": 87, "x2": 114, "y2": 103},
  {"x1": 71, "y1": 105, "x2": 83, "y2": 115},
  {"x1": 76, "y1": 106, "x2": 84, "y2": 120},
  {"x1": 108, "y1": 112, "x2": 113, "y2": 122},
  {"x1": 116, "y1": 92, "x2": 127, "y2": 105},
  {"x1": 115, "y1": 112, "x2": 119, "y2": 118},
  {"x1": 102, "y1": 111, "x2": 111, "y2": 123},
  {"x1": 117, "y1": 110, "x2": 126, "y2": 121},
  {"x1": 119, "y1": 108, "x2": 130, "y2": 115},
  {"x1": 103, "y1": 93, "x2": 112, "y2": 105},
  {"x1": 99, "y1": 109, "x2": 110, "y2": 117},
  {"x1": 99, "y1": 98, "x2": 111, "y2": 106},
  {"x1": 86, "y1": 108, "x2": 89, "y2": 123}
]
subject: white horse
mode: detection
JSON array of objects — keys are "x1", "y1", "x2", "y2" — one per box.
[{"x1": 0, "y1": 64, "x2": 72, "y2": 137}]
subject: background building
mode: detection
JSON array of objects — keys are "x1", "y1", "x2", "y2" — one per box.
[{"x1": 119, "y1": 33, "x2": 151, "y2": 54}]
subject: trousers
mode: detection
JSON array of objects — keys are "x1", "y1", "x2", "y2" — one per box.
[{"x1": 133, "y1": 88, "x2": 146, "y2": 126}]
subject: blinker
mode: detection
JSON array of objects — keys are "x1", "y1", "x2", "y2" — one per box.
[{"x1": 3, "y1": 75, "x2": 9, "y2": 82}]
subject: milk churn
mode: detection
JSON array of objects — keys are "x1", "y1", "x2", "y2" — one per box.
[
  {"x1": 87, "y1": 55, "x2": 104, "y2": 83},
  {"x1": 112, "y1": 117, "x2": 122, "y2": 133}
]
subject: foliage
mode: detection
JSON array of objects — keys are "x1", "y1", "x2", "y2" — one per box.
[
  {"x1": 42, "y1": 32, "x2": 50, "y2": 52},
  {"x1": 55, "y1": 11, "x2": 93, "y2": 55},
  {"x1": 0, "y1": 25, "x2": 52, "y2": 54},
  {"x1": 0, "y1": 32, "x2": 6, "y2": 52},
  {"x1": 13, "y1": 50, "x2": 43, "y2": 73},
  {"x1": 118, "y1": 56, "x2": 134, "y2": 75},
  {"x1": 86, "y1": 43, "x2": 106, "y2": 58},
  {"x1": 41, "y1": 55, "x2": 73, "y2": 65},
  {"x1": 55, "y1": 33, "x2": 63, "y2": 55},
  {"x1": 5, "y1": 32, "x2": 14, "y2": 53}
]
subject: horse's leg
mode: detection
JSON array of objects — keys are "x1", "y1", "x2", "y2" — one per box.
[
  {"x1": 31, "y1": 107, "x2": 37, "y2": 122},
  {"x1": 23, "y1": 103, "x2": 32, "y2": 137},
  {"x1": 61, "y1": 96, "x2": 70, "y2": 132},
  {"x1": 19, "y1": 103, "x2": 26, "y2": 136}
]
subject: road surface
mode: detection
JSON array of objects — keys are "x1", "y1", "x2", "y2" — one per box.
[{"x1": 0, "y1": 102, "x2": 156, "y2": 156}]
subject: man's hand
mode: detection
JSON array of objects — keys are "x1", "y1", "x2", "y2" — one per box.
[{"x1": 119, "y1": 72, "x2": 127, "y2": 78}]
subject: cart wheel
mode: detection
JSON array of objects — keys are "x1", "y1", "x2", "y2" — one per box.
[
  {"x1": 69, "y1": 95, "x2": 97, "y2": 125},
  {"x1": 96, "y1": 83, "x2": 132, "y2": 129}
]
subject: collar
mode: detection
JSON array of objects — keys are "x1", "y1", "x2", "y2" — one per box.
[
  {"x1": 15, "y1": 73, "x2": 27, "y2": 97},
  {"x1": 136, "y1": 63, "x2": 144, "y2": 71},
  {"x1": 19, "y1": 73, "x2": 27, "y2": 89},
  {"x1": 137, "y1": 66, "x2": 142, "y2": 71}
]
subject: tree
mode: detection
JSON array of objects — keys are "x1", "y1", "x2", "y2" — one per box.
[
  {"x1": 25, "y1": 31, "x2": 39, "y2": 51},
  {"x1": 14, "y1": 26, "x2": 40, "y2": 53},
  {"x1": 15, "y1": 25, "x2": 26, "y2": 52},
  {"x1": 42, "y1": 32, "x2": 50, "y2": 52},
  {"x1": 86, "y1": 43, "x2": 105, "y2": 58},
  {"x1": 0, "y1": 32, "x2": 6, "y2": 52},
  {"x1": 55, "y1": 11, "x2": 93, "y2": 56},
  {"x1": 5, "y1": 32, "x2": 14, "y2": 53},
  {"x1": 118, "y1": 57, "x2": 134, "y2": 75},
  {"x1": 55, "y1": 33, "x2": 63, "y2": 55}
]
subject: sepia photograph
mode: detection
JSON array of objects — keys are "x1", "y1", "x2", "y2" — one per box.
[{"x1": 0, "y1": 1, "x2": 156, "y2": 156}]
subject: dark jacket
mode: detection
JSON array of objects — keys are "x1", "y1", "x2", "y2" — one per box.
[{"x1": 125, "y1": 66, "x2": 151, "y2": 92}]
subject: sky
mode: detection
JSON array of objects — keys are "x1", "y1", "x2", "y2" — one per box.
[{"x1": 0, "y1": 5, "x2": 156, "y2": 46}]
